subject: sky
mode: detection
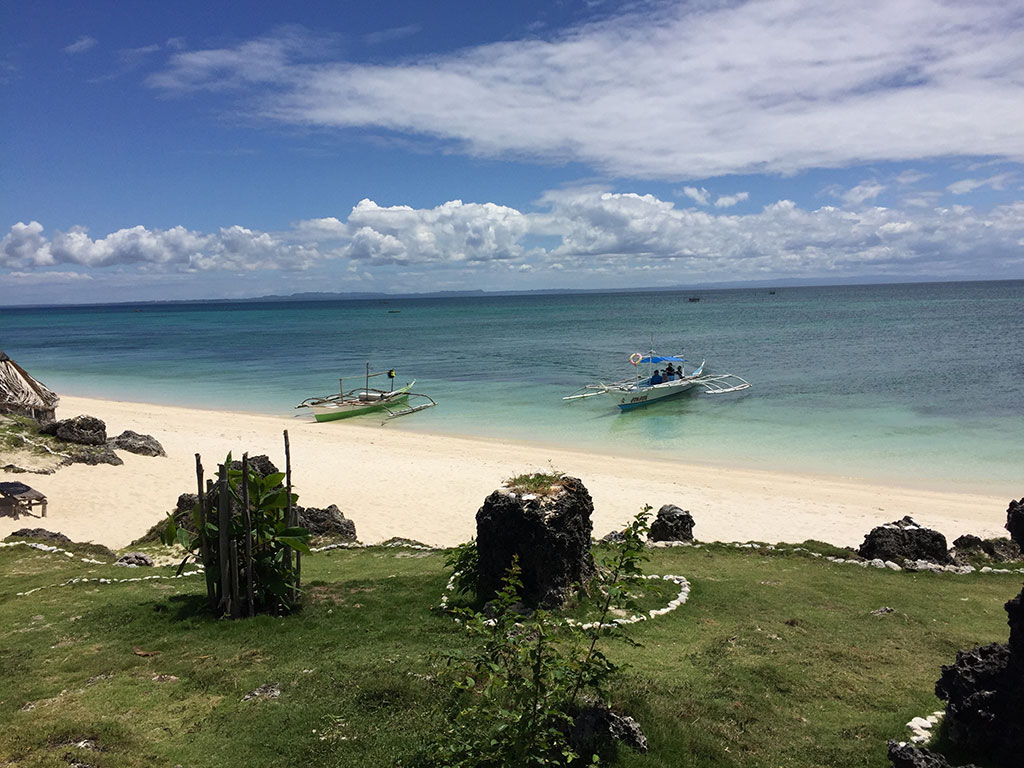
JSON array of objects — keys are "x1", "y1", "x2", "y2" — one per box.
[{"x1": 2, "y1": 0, "x2": 1024, "y2": 305}]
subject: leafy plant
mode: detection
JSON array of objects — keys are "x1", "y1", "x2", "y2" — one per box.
[
  {"x1": 430, "y1": 508, "x2": 654, "y2": 766},
  {"x1": 162, "y1": 452, "x2": 310, "y2": 616},
  {"x1": 444, "y1": 538, "x2": 479, "y2": 598}
]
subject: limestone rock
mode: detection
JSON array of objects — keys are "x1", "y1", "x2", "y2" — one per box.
[
  {"x1": 297, "y1": 504, "x2": 356, "y2": 540},
  {"x1": 1006, "y1": 498, "x2": 1024, "y2": 549},
  {"x1": 858, "y1": 516, "x2": 949, "y2": 564},
  {"x1": 952, "y1": 534, "x2": 1021, "y2": 564},
  {"x1": 932, "y1": 585, "x2": 1024, "y2": 766},
  {"x1": 649, "y1": 504, "x2": 695, "y2": 542},
  {"x1": 475, "y1": 476, "x2": 595, "y2": 608},
  {"x1": 110, "y1": 430, "x2": 166, "y2": 457},
  {"x1": 568, "y1": 704, "x2": 648, "y2": 761},
  {"x1": 887, "y1": 740, "x2": 977, "y2": 768},
  {"x1": 10, "y1": 528, "x2": 71, "y2": 544},
  {"x1": 599, "y1": 530, "x2": 626, "y2": 545},
  {"x1": 62, "y1": 444, "x2": 123, "y2": 466},
  {"x1": 115, "y1": 552, "x2": 155, "y2": 567},
  {"x1": 241, "y1": 682, "x2": 281, "y2": 702},
  {"x1": 229, "y1": 455, "x2": 279, "y2": 479},
  {"x1": 49, "y1": 415, "x2": 107, "y2": 446}
]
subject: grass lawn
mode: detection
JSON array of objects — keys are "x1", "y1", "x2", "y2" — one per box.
[{"x1": 1, "y1": 537, "x2": 1019, "y2": 767}]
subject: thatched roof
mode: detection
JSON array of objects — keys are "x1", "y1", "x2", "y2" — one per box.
[{"x1": 0, "y1": 349, "x2": 59, "y2": 410}]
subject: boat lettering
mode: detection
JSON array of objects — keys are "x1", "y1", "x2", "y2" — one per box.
[{"x1": 630, "y1": 395, "x2": 648, "y2": 404}]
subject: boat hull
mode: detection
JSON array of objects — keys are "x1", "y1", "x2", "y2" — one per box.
[
  {"x1": 615, "y1": 379, "x2": 698, "y2": 410},
  {"x1": 310, "y1": 393, "x2": 411, "y2": 422}
]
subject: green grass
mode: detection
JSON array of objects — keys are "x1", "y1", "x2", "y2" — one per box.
[
  {"x1": 1, "y1": 538, "x2": 1019, "y2": 767},
  {"x1": 503, "y1": 470, "x2": 567, "y2": 495}
]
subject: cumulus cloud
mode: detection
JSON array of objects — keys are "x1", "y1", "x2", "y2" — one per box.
[
  {"x1": 64, "y1": 36, "x2": 97, "y2": 55},
  {"x1": 715, "y1": 192, "x2": 749, "y2": 209},
  {"x1": 682, "y1": 187, "x2": 710, "y2": 206},
  {"x1": 334, "y1": 198, "x2": 528, "y2": 265},
  {"x1": 1, "y1": 222, "x2": 320, "y2": 272},
  {"x1": 148, "y1": 1, "x2": 1024, "y2": 179},
  {"x1": 5, "y1": 188, "x2": 1024, "y2": 290},
  {"x1": 533, "y1": 187, "x2": 1024, "y2": 279}
]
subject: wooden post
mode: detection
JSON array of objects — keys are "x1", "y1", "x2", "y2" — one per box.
[
  {"x1": 241, "y1": 453, "x2": 255, "y2": 618},
  {"x1": 206, "y1": 478, "x2": 217, "y2": 607},
  {"x1": 217, "y1": 464, "x2": 231, "y2": 618},
  {"x1": 229, "y1": 540, "x2": 241, "y2": 619},
  {"x1": 284, "y1": 430, "x2": 300, "y2": 598},
  {"x1": 196, "y1": 454, "x2": 216, "y2": 612}
]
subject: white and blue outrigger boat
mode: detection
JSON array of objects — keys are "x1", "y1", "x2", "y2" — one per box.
[{"x1": 563, "y1": 351, "x2": 750, "y2": 411}]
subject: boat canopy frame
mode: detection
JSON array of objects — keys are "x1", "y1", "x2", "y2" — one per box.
[{"x1": 563, "y1": 349, "x2": 750, "y2": 402}]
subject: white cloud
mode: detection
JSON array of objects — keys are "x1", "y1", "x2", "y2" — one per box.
[
  {"x1": 947, "y1": 173, "x2": 1015, "y2": 195},
  {"x1": 334, "y1": 198, "x2": 528, "y2": 265},
  {"x1": 1, "y1": 221, "x2": 52, "y2": 266},
  {"x1": 682, "y1": 187, "x2": 710, "y2": 206},
  {"x1": 2, "y1": 223, "x2": 319, "y2": 273},
  {"x1": 715, "y1": 192, "x2": 749, "y2": 209},
  {"x1": 532, "y1": 187, "x2": 1024, "y2": 279},
  {"x1": 64, "y1": 36, "x2": 97, "y2": 55},
  {"x1": 5, "y1": 188, "x2": 1024, "y2": 291},
  {"x1": 149, "y1": 1, "x2": 1024, "y2": 179},
  {"x1": 840, "y1": 181, "x2": 886, "y2": 206},
  {"x1": 6, "y1": 271, "x2": 93, "y2": 285}
]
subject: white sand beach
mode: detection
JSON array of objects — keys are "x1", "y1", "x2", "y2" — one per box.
[{"x1": 0, "y1": 395, "x2": 1012, "y2": 550}]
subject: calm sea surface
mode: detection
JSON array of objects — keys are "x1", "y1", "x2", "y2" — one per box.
[{"x1": 2, "y1": 281, "x2": 1022, "y2": 495}]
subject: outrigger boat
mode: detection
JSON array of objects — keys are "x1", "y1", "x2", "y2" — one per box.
[
  {"x1": 563, "y1": 351, "x2": 750, "y2": 411},
  {"x1": 296, "y1": 365, "x2": 437, "y2": 422}
]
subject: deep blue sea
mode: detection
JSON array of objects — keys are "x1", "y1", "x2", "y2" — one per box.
[{"x1": 2, "y1": 281, "x2": 1022, "y2": 495}]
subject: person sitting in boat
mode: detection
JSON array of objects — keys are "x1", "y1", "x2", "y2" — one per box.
[
  {"x1": 664, "y1": 363, "x2": 676, "y2": 380},
  {"x1": 650, "y1": 369, "x2": 663, "y2": 385}
]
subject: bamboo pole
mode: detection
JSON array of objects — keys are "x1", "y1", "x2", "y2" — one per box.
[
  {"x1": 229, "y1": 540, "x2": 241, "y2": 619},
  {"x1": 206, "y1": 478, "x2": 217, "y2": 607},
  {"x1": 241, "y1": 453, "x2": 255, "y2": 618},
  {"x1": 217, "y1": 464, "x2": 231, "y2": 618},
  {"x1": 285, "y1": 429, "x2": 300, "y2": 598},
  {"x1": 196, "y1": 454, "x2": 216, "y2": 612}
]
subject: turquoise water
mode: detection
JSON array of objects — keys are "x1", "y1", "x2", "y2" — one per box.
[{"x1": 2, "y1": 281, "x2": 1022, "y2": 494}]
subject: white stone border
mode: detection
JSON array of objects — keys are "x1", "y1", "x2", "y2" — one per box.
[
  {"x1": 17, "y1": 570, "x2": 204, "y2": 597},
  {"x1": 2, "y1": 540, "x2": 203, "y2": 597},
  {"x1": 311, "y1": 540, "x2": 436, "y2": 553},
  {"x1": 903, "y1": 710, "x2": 945, "y2": 746},
  {"x1": 648, "y1": 540, "x2": 1024, "y2": 575},
  {"x1": 0, "y1": 539, "x2": 109, "y2": 564},
  {"x1": 439, "y1": 571, "x2": 691, "y2": 629}
]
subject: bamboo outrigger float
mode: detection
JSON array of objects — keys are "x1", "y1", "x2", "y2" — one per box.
[
  {"x1": 564, "y1": 350, "x2": 750, "y2": 411},
  {"x1": 296, "y1": 364, "x2": 437, "y2": 422}
]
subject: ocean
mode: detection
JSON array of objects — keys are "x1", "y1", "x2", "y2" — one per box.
[{"x1": 2, "y1": 280, "x2": 1022, "y2": 496}]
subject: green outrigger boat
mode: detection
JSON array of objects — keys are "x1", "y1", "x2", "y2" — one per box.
[{"x1": 296, "y1": 365, "x2": 436, "y2": 422}]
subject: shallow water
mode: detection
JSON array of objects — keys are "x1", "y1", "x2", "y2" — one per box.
[{"x1": 3, "y1": 280, "x2": 1022, "y2": 495}]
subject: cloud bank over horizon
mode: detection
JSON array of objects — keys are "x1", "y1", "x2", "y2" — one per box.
[{"x1": 5, "y1": 188, "x2": 1023, "y2": 301}]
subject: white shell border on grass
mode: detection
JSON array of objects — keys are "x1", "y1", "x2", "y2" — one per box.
[{"x1": 439, "y1": 571, "x2": 691, "y2": 628}]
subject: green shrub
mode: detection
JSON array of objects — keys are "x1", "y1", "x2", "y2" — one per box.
[
  {"x1": 429, "y1": 508, "x2": 652, "y2": 766},
  {"x1": 162, "y1": 453, "x2": 310, "y2": 616}
]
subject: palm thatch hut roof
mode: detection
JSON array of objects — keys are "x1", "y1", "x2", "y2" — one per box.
[{"x1": 0, "y1": 349, "x2": 59, "y2": 422}]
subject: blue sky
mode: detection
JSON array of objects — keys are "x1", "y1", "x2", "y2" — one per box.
[{"x1": 2, "y1": 0, "x2": 1023, "y2": 305}]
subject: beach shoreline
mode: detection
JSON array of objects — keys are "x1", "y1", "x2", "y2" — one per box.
[{"x1": 0, "y1": 394, "x2": 1013, "y2": 550}]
